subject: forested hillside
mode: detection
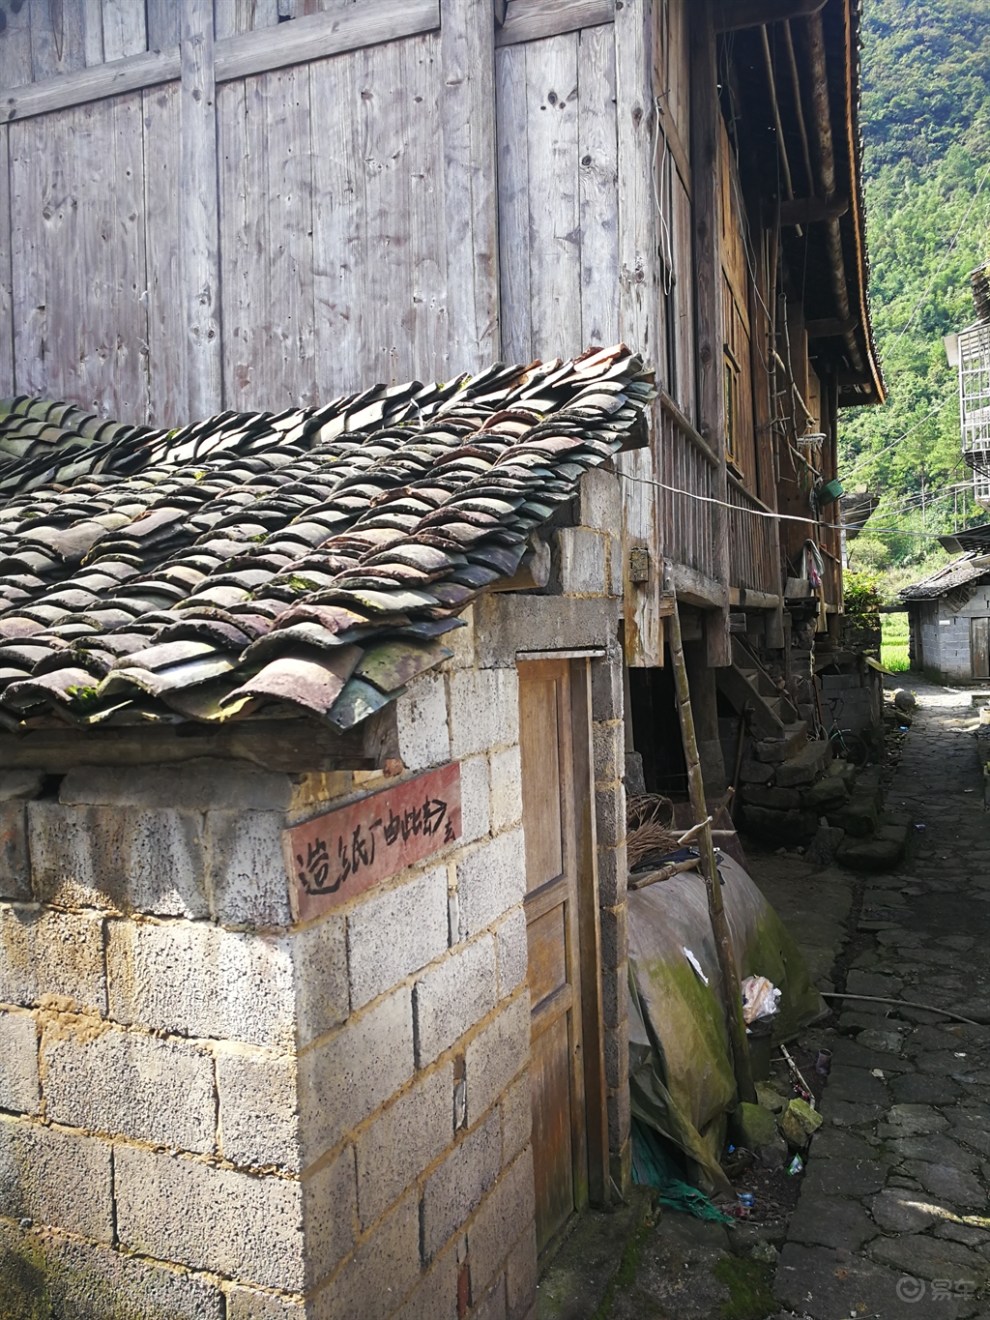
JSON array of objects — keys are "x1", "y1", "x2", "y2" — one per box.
[{"x1": 840, "y1": 0, "x2": 990, "y2": 590}]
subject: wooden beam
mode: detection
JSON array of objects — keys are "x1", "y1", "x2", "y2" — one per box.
[
  {"x1": 615, "y1": 0, "x2": 663, "y2": 670},
  {"x1": 180, "y1": 0, "x2": 222, "y2": 418},
  {"x1": 0, "y1": 711, "x2": 399, "y2": 774},
  {"x1": 440, "y1": 0, "x2": 500, "y2": 373},
  {"x1": 496, "y1": 0, "x2": 614, "y2": 48},
  {"x1": 215, "y1": 0, "x2": 440, "y2": 82},
  {"x1": 806, "y1": 315, "x2": 857, "y2": 339},
  {"x1": 778, "y1": 195, "x2": 850, "y2": 226},
  {"x1": 713, "y1": 0, "x2": 827, "y2": 31},
  {"x1": 1, "y1": 0, "x2": 440, "y2": 124},
  {"x1": 1, "y1": 47, "x2": 181, "y2": 122},
  {"x1": 689, "y1": 0, "x2": 731, "y2": 667},
  {"x1": 673, "y1": 563, "x2": 728, "y2": 610}
]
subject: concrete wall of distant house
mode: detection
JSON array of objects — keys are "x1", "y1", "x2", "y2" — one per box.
[{"x1": 917, "y1": 581, "x2": 990, "y2": 681}]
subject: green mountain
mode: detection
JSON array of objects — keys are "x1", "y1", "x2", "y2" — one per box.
[{"x1": 839, "y1": 0, "x2": 990, "y2": 590}]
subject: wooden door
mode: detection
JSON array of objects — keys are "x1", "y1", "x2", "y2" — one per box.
[
  {"x1": 972, "y1": 618, "x2": 990, "y2": 679},
  {"x1": 518, "y1": 658, "x2": 598, "y2": 1256}
]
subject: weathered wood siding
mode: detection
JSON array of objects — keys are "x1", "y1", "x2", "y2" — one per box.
[
  {"x1": 0, "y1": 0, "x2": 496, "y2": 421},
  {"x1": 495, "y1": 22, "x2": 618, "y2": 363}
]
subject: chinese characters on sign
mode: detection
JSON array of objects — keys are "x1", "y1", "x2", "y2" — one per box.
[{"x1": 286, "y1": 763, "x2": 462, "y2": 920}]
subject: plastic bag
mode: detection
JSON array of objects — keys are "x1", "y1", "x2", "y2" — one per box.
[{"x1": 741, "y1": 975, "x2": 781, "y2": 1025}]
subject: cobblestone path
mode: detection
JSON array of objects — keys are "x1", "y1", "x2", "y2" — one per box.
[{"x1": 773, "y1": 683, "x2": 990, "y2": 1319}]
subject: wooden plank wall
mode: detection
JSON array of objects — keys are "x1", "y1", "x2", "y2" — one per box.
[
  {"x1": 495, "y1": 23, "x2": 619, "y2": 363},
  {"x1": 0, "y1": 0, "x2": 498, "y2": 422}
]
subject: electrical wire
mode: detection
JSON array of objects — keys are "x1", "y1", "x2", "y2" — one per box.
[{"x1": 615, "y1": 468, "x2": 971, "y2": 541}]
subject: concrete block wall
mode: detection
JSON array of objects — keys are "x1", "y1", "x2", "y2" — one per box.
[
  {"x1": 922, "y1": 584, "x2": 990, "y2": 681},
  {"x1": 0, "y1": 659, "x2": 536, "y2": 1320}
]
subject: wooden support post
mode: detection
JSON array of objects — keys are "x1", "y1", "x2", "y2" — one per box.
[
  {"x1": 689, "y1": 0, "x2": 731, "y2": 667},
  {"x1": 180, "y1": 0, "x2": 222, "y2": 417},
  {"x1": 667, "y1": 571, "x2": 756, "y2": 1104}
]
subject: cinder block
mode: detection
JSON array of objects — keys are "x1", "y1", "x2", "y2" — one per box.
[
  {"x1": 396, "y1": 674, "x2": 451, "y2": 771},
  {"x1": 448, "y1": 670, "x2": 519, "y2": 760},
  {"x1": 601, "y1": 958, "x2": 628, "y2": 1032},
  {"x1": 292, "y1": 916, "x2": 349, "y2": 1045},
  {"x1": 599, "y1": 904, "x2": 627, "y2": 971},
  {"x1": 468, "y1": 1149, "x2": 536, "y2": 1300},
  {"x1": 413, "y1": 935, "x2": 497, "y2": 1066},
  {"x1": 470, "y1": 1281, "x2": 508, "y2": 1320},
  {"x1": 298, "y1": 988, "x2": 415, "y2": 1162},
  {"x1": 0, "y1": 1221, "x2": 224, "y2": 1320},
  {"x1": 596, "y1": 842, "x2": 627, "y2": 909},
  {"x1": 594, "y1": 783, "x2": 624, "y2": 850},
  {"x1": 489, "y1": 745, "x2": 522, "y2": 833},
  {"x1": 43, "y1": 1026, "x2": 215, "y2": 1153},
  {"x1": 590, "y1": 654, "x2": 623, "y2": 722},
  {"x1": 443, "y1": 606, "x2": 477, "y2": 672},
  {"x1": 506, "y1": 1220, "x2": 539, "y2": 1320},
  {"x1": 0, "y1": 906, "x2": 106, "y2": 1014},
  {"x1": 556, "y1": 528, "x2": 607, "y2": 596},
  {"x1": 464, "y1": 995, "x2": 529, "y2": 1125},
  {"x1": 226, "y1": 1286, "x2": 306, "y2": 1319},
  {"x1": 494, "y1": 908, "x2": 527, "y2": 997},
  {"x1": 58, "y1": 761, "x2": 292, "y2": 812},
  {"x1": 28, "y1": 801, "x2": 209, "y2": 919},
  {"x1": 216, "y1": 1046, "x2": 300, "y2": 1171},
  {"x1": 115, "y1": 1145, "x2": 309, "y2": 1292},
  {"x1": 206, "y1": 810, "x2": 291, "y2": 928},
  {"x1": 0, "y1": 1010, "x2": 39, "y2": 1113},
  {"x1": 348, "y1": 866, "x2": 449, "y2": 1011},
  {"x1": 456, "y1": 830, "x2": 525, "y2": 938},
  {"x1": 422, "y1": 1108, "x2": 501, "y2": 1258},
  {"x1": 355, "y1": 1064, "x2": 453, "y2": 1227},
  {"x1": 459, "y1": 755, "x2": 491, "y2": 844},
  {"x1": 392, "y1": 1236, "x2": 459, "y2": 1320},
  {"x1": 107, "y1": 920, "x2": 296, "y2": 1049},
  {"x1": 604, "y1": 1020, "x2": 629, "y2": 1091},
  {"x1": 500, "y1": 1076, "x2": 531, "y2": 1167},
  {"x1": 0, "y1": 802, "x2": 29, "y2": 900},
  {"x1": 309, "y1": 1190, "x2": 421, "y2": 1320},
  {"x1": 0, "y1": 1117, "x2": 113, "y2": 1240},
  {"x1": 592, "y1": 720, "x2": 623, "y2": 783},
  {"x1": 578, "y1": 468, "x2": 621, "y2": 532},
  {"x1": 0, "y1": 771, "x2": 43, "y2": 803},
  {"x1": 303, "y1": 1146, "x2": 359, "y2": 1286},
  {"x1": 607, "y1": 1083, "x2": 631, "y2": 1151}
]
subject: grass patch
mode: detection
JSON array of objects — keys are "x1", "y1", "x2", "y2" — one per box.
[
  {"x1": 881, "y1": 612, "x2": 911, "y2": 673},
  {"x1": 713, "y1": 1256, "x2": 777, "y2": 1320}
]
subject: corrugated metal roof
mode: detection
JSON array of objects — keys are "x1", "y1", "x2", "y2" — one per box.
[{"x1": 0, "y1": 346, "x2": 653, "y2": 734}]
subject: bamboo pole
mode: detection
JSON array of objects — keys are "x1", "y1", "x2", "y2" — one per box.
[{"x1": 666, "y1": 572, "x2": 756, "y2": 1103}]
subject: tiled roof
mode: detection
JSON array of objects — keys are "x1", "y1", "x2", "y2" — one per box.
[
  {"x1": 0, "y1": 345, "x2": 652, "y2": 734},
  {"x1": 899, "y1": 552, "x2": 990, "y2": 601}
]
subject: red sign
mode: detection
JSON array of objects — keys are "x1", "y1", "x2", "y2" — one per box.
[{"x1": 285, "y1": 763, "x2": 462, "y2": 921}]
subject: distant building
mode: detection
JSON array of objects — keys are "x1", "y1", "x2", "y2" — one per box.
[
  {"x1": 901, "y1": 524, "x2": 990, "y2": 682},
  {"x1": 953, "y1": 264, "x2": 990, "y2": 507}
]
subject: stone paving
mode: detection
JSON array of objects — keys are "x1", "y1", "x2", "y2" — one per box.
[
  {"x1": 538, "y1": 680, "x2": 990, "y2": 1320},
  {"x1": 772, "y1": 681, "x2": 990, "y2": 1320}
]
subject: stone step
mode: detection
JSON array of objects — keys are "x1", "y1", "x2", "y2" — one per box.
[
  {"x1": 837, "y1": 822, "x2": 909, "y2": 872},
  {"x1": 752, "y1": 723, "x2": 809, "y2": 764},
  {"x1": 776, "y1": 737, "x2": 832, "y2": 787}
]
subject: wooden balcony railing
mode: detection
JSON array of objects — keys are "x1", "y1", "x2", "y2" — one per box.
[
  {"x1": 727, "y1": 474, "x2": 782, "y2": 596},
  {"x1": 658, "y1": 393, "x2": 717, "y2": 583},
  {"x1": 658, "y1": 392, "x2": 782, "y2": 599}
]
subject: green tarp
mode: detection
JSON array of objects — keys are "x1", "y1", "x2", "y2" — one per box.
[{"x1": 628, "y1": 851, "x2": 824, "y2": 1197}]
